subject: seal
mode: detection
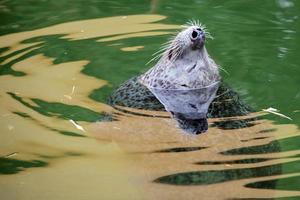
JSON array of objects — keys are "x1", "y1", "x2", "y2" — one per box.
[
  {"x1": 108, "y1": 21, "x2": 253, "y2": 133},
  {"x1": 138, "y1": 22, "x2": 220, "y2": 134}
]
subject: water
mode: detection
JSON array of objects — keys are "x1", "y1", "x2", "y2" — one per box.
[{"x1": 0, "y1": 0, "x2": 300, "y2": 199}]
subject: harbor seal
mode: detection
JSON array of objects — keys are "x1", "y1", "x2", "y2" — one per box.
[
  {"x1": 138, "y1": 23, "x2": 220, "y2": 133},
  {"x1": 108, "y1": 22, "x2": 252, "y2": 133}
]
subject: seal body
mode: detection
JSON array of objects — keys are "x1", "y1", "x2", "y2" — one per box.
[
  {"x1": 108, "y1": 77, "x2": 251, "y2": 117},
  {"x1": 108, "y1": 77, "x2": 253, "y2": 132}
]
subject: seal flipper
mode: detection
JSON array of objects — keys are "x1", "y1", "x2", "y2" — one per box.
[{"x1": 171, "y1": 112, "x2": 208, "y2": 134}]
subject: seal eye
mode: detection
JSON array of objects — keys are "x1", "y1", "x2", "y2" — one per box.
[
  {"x1": 191, "y1": 31, "x2": 198, "y2": 39},
  {"x1": 196, "y1": 28, "x2": 202, "y2": 31}
]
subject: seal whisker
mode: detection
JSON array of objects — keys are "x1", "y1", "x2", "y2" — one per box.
[
  {"x1": 149, "y1": 43, "x2": 177, "y2": 64},
  {"x1": 218, "y1": 65, "x2": 230, "y2": 75},
  {"x1": 185, "y1": 20, "x2": 214, "y2": 40},
  {"x1": 152, "y1": 36, "x2": 179, "y2": 58},
  {"x1": 146, "y1": 54, "x2": 163, "y2": 65},
  {"x1": 147, "y1": 44, "x2": 180, "y2": 64},
  {"x1": 152, "y1": 47, "x2": 168, "y2": 56},
  {"x1": 167, "y1": 44, "x2": 183, "y2": 62}
]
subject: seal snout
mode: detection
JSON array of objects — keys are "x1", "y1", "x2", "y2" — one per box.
[
  {"x1": 190, "y1": 28, "x2": 205, "y2": 49},
  {"x1": 190, "y1": 28, "x2": 205, "y2": 40}
]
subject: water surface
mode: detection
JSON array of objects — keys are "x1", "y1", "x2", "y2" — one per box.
[{"x1": 0, "y1": 0, "x2": 300, "y2": 199}]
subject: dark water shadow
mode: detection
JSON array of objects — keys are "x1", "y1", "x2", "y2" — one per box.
[
  {"x1": 0, "y1": 42, "x2": 44, "y2": 76},
  {"x1": 12, "y1": 111, "x2": 86, "y2": 138},
  {"x1": 211, "y1": 117, "x2": 259, "y2": 130},
  {"x1": 257, "y1": 128, "x2": 277, "y2": 134},
  {"x1": 221, "y1": 135, "x2": 300, "y2": 155},
  {"x1": 0, "y1": 157, "x2": 48, "y2": 175},
  {"x1": 8, "y1": 92, "x2": 114, "y2": 122},
  {"x1": 154, "y1": 146, "x2": 207, "y2": 153},
  {"x1": 195, "y1": 158, "x2": 274, "y2": 165},
  {"x1": 35, "y1": 151, "x2": 84, "y2": 160},
  {"x1": 245, "y1": 175, "x2": 300, "y2": 191},
  {"x1": 241, "y1": 137, "x2": 270, "y2": 142},
  {"x1": 0, "y1": 150, "x2": 86, "y2": 175},
  {"x1": 154, "y1": 159, "x2": 300, "y2": 186},
  {"x1": 195, "y1": 154, "x2": 300, "y2": 166}
]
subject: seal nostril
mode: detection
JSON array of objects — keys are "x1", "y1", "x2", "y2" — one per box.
[{"x1": 191, "y1": 31, "x2": 198, "y2": 39}]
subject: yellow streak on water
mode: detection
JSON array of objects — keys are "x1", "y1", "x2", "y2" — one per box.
[
  {"x1": 0, "y1": 14, "x2": 300, "y2": 200},
  {"x1": 0, "y1": 108, "x2": 140, "y2": 199},
  {"x1": 1, "y1": 54, "x2": 106, "y2": 106},
  {"x1": 97, "y1": 31, "x2": 173, "y2": 42},
  {"x1": 1, "y1": 42, "x2": 44, "y2": 57},
  {"x1": 0, "y1": 53, "x2": 139, "y2": 200},
  {"x1": 121, "y1": 46, "x2": 145, "y2": 52},
  {"x1": 1, "y1": 46, "x2": 42, "y2": 65},
  {"x1": 0, "y1": 15, "x2": 179, "y2": 52}
]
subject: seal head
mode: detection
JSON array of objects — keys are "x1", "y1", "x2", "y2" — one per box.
[{"x1": 140, "y1": 23, "x2": 219, "y2": 90}]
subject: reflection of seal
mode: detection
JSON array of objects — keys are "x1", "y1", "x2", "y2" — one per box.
[
  {"x1": 108, "y1": 22, "x2": 252, "y2": 133},
  {"x1": 108, "y1": 77, "x2": 252, "y2": 129}
]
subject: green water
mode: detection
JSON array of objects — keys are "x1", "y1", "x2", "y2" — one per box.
[
  {"x1": 1, "y1": 0, "x2": 299, "y2": 123},
  {"x1": 0, "y1": 0, "x2": 300, "y2": 116},
  {"x1": 1, "y1": 0, "x2": 300, "y2": 199}
]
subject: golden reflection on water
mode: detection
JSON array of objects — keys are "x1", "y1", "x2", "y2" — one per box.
[
  {"x1": 121, "y1": 46, "x2": 145, "y2": 52},
  {"x1": 0, "y1": 14, "x2": 179, "y2": 56},
  {"x1": 0, "y1": 15, "x2": 300, "y2": 200},
  {"x1": 89, "y1": 107, "x2": 300, "y2": 199}
]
